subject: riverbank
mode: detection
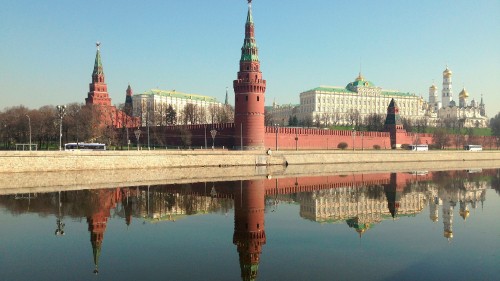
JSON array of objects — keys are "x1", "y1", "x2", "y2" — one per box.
[{"x1": 1, "y1": 150, "x2": 500, "y2": 173}]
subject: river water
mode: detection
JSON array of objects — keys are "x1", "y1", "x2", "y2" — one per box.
[{"x1": 1, "y1": 169, "x2": 499, "y2": 281}]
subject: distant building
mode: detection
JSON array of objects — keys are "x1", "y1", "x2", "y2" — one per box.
[
  {"x1": 293, "y1": 73, "x2": 426, "y2": 126},
  {"x1": 132, "y1": 89, "x2": 226, "y2": 126},
  {"x1": 429, "y1": 67, "x2": 488, "y2": 128}
]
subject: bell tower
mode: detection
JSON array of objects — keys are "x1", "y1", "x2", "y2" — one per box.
[{"x1": 233, "y1": 0, "x2": 266, "y2": 150}]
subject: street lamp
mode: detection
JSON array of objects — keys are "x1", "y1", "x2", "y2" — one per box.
[
  {"x1": 274, "y1": 123, "x2": 279, "y2": 151},
  {"x1": 210, "y1": 129, "x2": 217, "y2": 149},
  {"x1": 295, "y1": 132, "x2": 298, "y2": 151},
  {"x1": 352, "y1": 127, "x2": 356, "y2": 151},
  {"x1": 56, "y1": 105, "x2": 66, "y2": 151},
  {"x1": 134, "y1": 128, "x2": 141, "y2": 150},
  {"x1": 25, "y1": 115, "x2": 31, "y2": 151}
]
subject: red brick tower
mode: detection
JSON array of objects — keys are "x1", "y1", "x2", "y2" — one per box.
[
  {"x1": 233, "y1": 179, "x2": 266, "y2": 280},
  {"x1": 384, "y1": 98, "x2": 406, "y2": 149},
  {"x1": 85, "y1": 42, "x2": 111, "y2": 106},
  {"x1": 124, "y1": 84, "x2": 133, "y2": 116},
  {"x1": 233, "y1": 0, "x2": 267, "y2": 150}
]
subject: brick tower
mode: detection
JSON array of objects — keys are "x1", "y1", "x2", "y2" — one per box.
[
  {"x1": 233, "y1": 179, "x2": 266, "y2": 280},
  {"x1": 233, "y1": 0, "x2": 266, "y2": 150},
  {"x1": 85, "y1": 42, "x2": 111, "y2": 106},
  {"x1": 384, "y1": 98, "x2": 406, "y2": 149}
]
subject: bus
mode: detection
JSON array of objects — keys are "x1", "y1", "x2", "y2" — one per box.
[
  {"x1": 464, "y1": 144, "x2": 482, "y2": 151},
  {"x1": 408, "y1": 144, "x2": 428, "y2": 151},
  {"x1": 64, "y1": 143, "x2": 106, "y2": 151}
]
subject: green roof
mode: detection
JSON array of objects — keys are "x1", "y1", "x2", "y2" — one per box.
[
  {"x1": 141, "y1": 89, "x2": 218, "y2": 102},
  {"x1": 305, "y1": 86, "x2": 415, "y2": 97}
]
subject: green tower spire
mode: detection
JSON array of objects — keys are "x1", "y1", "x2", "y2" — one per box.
[
  {"x1": 240, "y1": 1, "x2": 259, "y2": 62},
  {"x1": 92, "y1": 42, "x2": 104, "y2": 76}
]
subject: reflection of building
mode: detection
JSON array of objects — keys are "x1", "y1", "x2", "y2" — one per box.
[
  {"x1": 298, "y1": 173, "x2": 426, "y2": 236},
  {"x1": 233, "y1": 179, "x2": 266, "y2": 281},
  {"x1": 86, "y1": 189, "x2": 122, "y2": 274}
]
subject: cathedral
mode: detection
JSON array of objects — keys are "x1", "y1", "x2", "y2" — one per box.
[{"x1": 426, "y1": 66, "x2": 488, "y2": 128}]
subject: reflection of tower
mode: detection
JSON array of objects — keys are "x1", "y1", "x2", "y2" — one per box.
[
  {"x1": 233, "y1": 1, "x2": 267, "y2": 150},
  {"x1": 442, "y1": 66, "x2": 453, "y2": 108},
  {"x1": 384, "y1": 173, "x2": 403, "y2": 218},
  {"x1": 442, "y1": 198, "x2": 455, "y2": 241},
  {"x1": 429, "y1": 195, "x2": 441, "y2": 223},
  {"x1": 233, "y1": 179, "x2": 266, "y2": 281},
  {"x1": 86, "y1": 189, "x2": 122, "y2": 274},
  {"x1": 459, "y1": 200, "x2": 469, "y2": 221}
]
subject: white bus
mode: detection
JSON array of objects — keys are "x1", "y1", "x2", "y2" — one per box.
[
  {"x1": 64, "y1": 143, "x2": 106, "y2": 151},
  {"x1": 408, "y1": 144, "x2": 428, "y2": 151},
  {"x1": 464, "y1": 145, "x2": 482, "y2": 151}
]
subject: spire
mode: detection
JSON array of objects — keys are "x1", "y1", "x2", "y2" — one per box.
[
  {"x1": 225, "y1": 87, "x2": 229, "y2": 105},
  {"x1": 240, "y1": 1, "x2": 259, "y2": 62},
  {"x1": 93, "y1": 42, "x2": 104, "y2": 76}
]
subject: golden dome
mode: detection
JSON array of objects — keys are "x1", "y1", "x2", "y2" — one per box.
[
  {"x1": 444, "y1": 230, "x2": 453, "y2": 239},
  {"x1": 430, "y1": 215, "x2": 438, "y2": 222},
  {"x1": 460, "y1": 210, "x2": 470, "y2": 220},
  {"x1": 459, "y1": 88, "x2": 469, "y2": 98},
  {"x1": 430, "y1": 84, "x2": 437, "y2": 90},
  {"x1": 355, "y1": 72, "x2": 365, "y2": 82},
  {"x1": 443, "y1": 67, "x2": 452, "y2": 77}
]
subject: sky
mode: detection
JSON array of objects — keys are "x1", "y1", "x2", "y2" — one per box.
[{"x1": 1, "y1": 0, "x2": 499, "y2": 117}]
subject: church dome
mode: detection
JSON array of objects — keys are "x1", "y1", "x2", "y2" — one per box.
[
  {"x1": 430, "y1": 84, "x2": 437, "y2": 90},
  {"x1": 443, "y1": 67, "x2": 452, "y2": 77},
  {"x1": 459, "y1": 210, "x2": 470, "y2": 220},
  {"x1": 459, "y1": 88, "x2": 469, "y2": 98}
]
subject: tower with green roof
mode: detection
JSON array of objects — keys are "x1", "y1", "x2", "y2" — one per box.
[
  {"x1": 85, "y1": 42, "x2": 111, "y2": 106},
  {"x1": 233, "y1": 0, "x2": 267, "y2": 150}
]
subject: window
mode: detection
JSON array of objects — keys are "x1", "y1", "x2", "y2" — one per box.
[
  {"x1": 246, "y1": 96, "x2": 248, "y2": 101},
  {"x1": 257, "y1": 96, "x2": 260, "y2": 101}
]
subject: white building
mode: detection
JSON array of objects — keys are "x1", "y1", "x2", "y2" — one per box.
[
  {"x1": 431, "y1": 67, "x2": 488, "y2": 128},
  {"x1": 295, "y1": 73, "x2": 426, "y2": 126},
  {"x1": 132, "y1": 89, "x2": 226, "y2": 126}
]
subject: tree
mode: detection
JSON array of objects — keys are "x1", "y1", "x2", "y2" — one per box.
[
  {"x1": 364, "y1": 113, "x2": 385, "y2": 132},
  {"x1": 490, "y1": 112, "x2": 500, "y2": 136},
  {"x1": 166, "y1": 105, "x2": 177, "y2": 125},
  {"x1": 432, "y1": 128, "x2": 451, "y2": 149}
]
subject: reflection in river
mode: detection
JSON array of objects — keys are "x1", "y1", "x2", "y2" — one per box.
[{"x1": 1, "y1": 169, "x2": 499, "y2": 280}]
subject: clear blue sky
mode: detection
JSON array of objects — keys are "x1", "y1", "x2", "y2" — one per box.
[{"x1": 1, "y1": 0, "x2": 499, "y2": 117}]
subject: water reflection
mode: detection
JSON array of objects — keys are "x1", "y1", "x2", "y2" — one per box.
[{"x1": 0, "y1": 169, "x2": 499, "y2": 280}]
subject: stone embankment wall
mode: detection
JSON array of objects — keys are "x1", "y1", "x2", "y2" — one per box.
[{"x1": 1, "y1": 150, "x2": 499, "y2": 173}]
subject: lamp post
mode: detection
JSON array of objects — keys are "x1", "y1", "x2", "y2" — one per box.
[
  {"x1": 352, "y1": 127, "x2": 356, "y2": 151},
  {"x1": 56, "y1": 105, "x2": 66, "y2": 151},
  {"x1": 295, "y1": 132, "x2": 298, "y2": 151},
  {"x1": 361, "y1": 132, "x2": 364, "y2": 151},
  {"x1": 25, "y1": 115, "x2": 31, "y2": 151},
  {"x1": 210, "y1": 129, "x2": 217, "y2": 149},
  {"x1": 275, "y1": 124, "x2": 279, "y2": 151},
  {"x1": 134, "y1": 128, "x2": 141, "y2": 150}
]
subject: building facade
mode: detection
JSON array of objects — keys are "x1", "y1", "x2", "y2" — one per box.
[
  {"x1": 132, "y1": 89, "x2": 226, "y2": 126},
  {"x1": 294, "y1": 73, "x2": 426, "y2": 126}
]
